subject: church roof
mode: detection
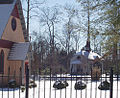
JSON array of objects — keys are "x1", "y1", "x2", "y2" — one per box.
[
  {"x1": 0, "y1": 0, "x2": 17, "y2": 38},
  {"x1": 75, "y1": 50, "x2": 101, "y2": 60},
  {"x1": 0, "y1": 0, "x2": 28, "y2": 41},
  {"x1": 8, "y1": 42, "x2": 30, "y2": 60}
]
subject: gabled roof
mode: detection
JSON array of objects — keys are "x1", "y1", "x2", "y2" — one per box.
[
  {"x1": 16, "y1": 0, "x2": 28, "y2": 41},
  {"x1": 8, "y1": 42, "x2": 30, "y2": 60},
  {"x1": 0, "y1": 0, "x2": 17, "y2": 38},
  {"x1": 0, "y1": 0, "x2": 28, "y2": 41},
  {"x1": 70, "y1": 50, "x2": 101, "y2": 66},
  {"x1": 75, "y1": 50, "x2": 101, "y2": 60},
  {"x1": 0, "y1": 39, "x2": 14, "y2": 49}
]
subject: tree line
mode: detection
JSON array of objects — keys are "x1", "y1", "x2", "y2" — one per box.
[{"x1": 22, "y1": 0, "x2": 120, "y2": 74}]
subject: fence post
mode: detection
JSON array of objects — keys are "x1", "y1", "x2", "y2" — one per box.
[
  {"x1": 25, "y1": 66, "x2": 29, "y2": 98},
  {"x1": 110, "y1": 67, "x2": 113, "y2": 98}
]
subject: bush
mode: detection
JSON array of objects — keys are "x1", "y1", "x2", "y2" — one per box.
[
  {"x1": 53, "y1": 80, "x2": 68, "y2": 89},
  {"x1": 8, "y1": 79, "x2": 16, "y2": 88},
  {"x1": 63, "y1": 81, "x2": 69, "y2": 87},
  {"x1": 29, "y1": 80, "x2": 37, "y2": 88},
  {"x1": 20, "y1": 80, "x2": 37, "y2": 92},
  {"x1": 74, "y1": 80, "x2": 86, "y2": 90},
  {"x1": 29, "y1": 82, "x2": 37, "y2": 88},
  {"x1": 98, "y1": 80, "x2": 110, "y2": 90},
  {"x1": 20, "y1": 85, "x2": 25, "y2": 92}
]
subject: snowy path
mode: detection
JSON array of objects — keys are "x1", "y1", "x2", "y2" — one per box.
[{"x1": 0, "y1": 80, "x2": 120, "y2": 98}]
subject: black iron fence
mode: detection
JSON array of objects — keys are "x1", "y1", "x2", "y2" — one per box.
[{"x1": 0, "y1": 67, "x2": 120, "y2": 98}]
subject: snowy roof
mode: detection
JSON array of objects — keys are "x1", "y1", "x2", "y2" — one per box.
[
  {"x1": 88, "y1": 51, "x2": 100, "y2": 60},
  {"x1": 0, "y1": 0, "x2": 17, "y2": 38},
  {"x1": 75, "y1": 50, "x2": 101, "y2": 60},
  {"x1": 8, "y1": 42, "x2": 30, "y2": 60}
]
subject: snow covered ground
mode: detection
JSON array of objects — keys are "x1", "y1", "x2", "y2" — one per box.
[{"x1": 0, "y1": 79, "x2": 120, "y2": 98}]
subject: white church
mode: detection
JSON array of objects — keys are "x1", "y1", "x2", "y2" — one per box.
[{"x1": 70, "y1": 38, "x2": 102, "y2": 75}]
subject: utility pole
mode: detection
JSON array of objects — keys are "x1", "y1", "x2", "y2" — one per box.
[
  {"x1": 26, "y1": 0, "x2": 32, "y2": 76},
  {"x1": 27, "y1": 0, "x2": 30, "y2": 41},
  {"x1": 87, "y1": 0, "x2": 90, "y2": 39},
  {"x1": 84, "y1": 0, "x2": 91, "y2": 52}
]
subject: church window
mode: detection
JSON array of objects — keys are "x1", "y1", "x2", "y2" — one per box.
[{"x1": 0, "y1": 50, "x2": 4, "y2": 74}]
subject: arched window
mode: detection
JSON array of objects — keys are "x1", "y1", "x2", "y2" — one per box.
[{"x1": 0, "y1": 50, "x2": 4, "y2": 73}]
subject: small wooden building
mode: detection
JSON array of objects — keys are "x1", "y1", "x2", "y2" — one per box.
[
  {"x1": 0, "y1": 0, "x2": 30, "y2": 86},
  {"x1": 70, "y1": 50, "x2": 101, "y2": 74},
  {"x1": 70, "y1": 38, "x2": 102, "y2": 75}
]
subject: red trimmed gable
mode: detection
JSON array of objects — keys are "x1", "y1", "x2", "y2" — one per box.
[
  {"x1": 0, "y1": 39, "x2": 14, "y2": 49},
  {"x1": 11, "y1": 4, "x2": 19, "y2": 18}
]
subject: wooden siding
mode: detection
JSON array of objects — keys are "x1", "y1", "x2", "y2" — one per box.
[
  {"x1": 2, "y1": 16, "x2": 25, "y2": 42},
  {"x1": 0, "y1": 15, "x2": 26, "y2": 85}
]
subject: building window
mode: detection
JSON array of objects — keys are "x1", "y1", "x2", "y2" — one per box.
[
  {"x1": 11, "y1": 17, "x2": 17, "y2": 31},
  {"x1": 0, "y1": 50, "x2": 4, "y2": 74}
]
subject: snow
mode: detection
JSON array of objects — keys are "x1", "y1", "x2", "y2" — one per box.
[
  {"x1": 8, "y1": 42, "x2": 30, "y2": 60},
  {"x1": 0, "y1": 77, "x2": 120, "y2": 98},
  {"x1": 75, "y1": 50, "x2": 101, "y2": 60},
  {"x1": 88, "y1": 51, "x2": 101, "y2": 60}
]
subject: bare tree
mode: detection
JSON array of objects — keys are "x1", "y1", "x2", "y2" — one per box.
[
  {"x1": 59, "y1": 5, "x2": 79, "y2": 72},
  {"x1": 62, "y1": 5, "x2": 78, "y2": 53},
  {"x1": 31, "y1": 31, "x2": 50, "y2": 73},
  {"x1": 39, "y1": 6, "x2": 62, "y2": 73}
]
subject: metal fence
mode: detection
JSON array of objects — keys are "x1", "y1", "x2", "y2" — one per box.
[{"x1": 0, "y1": 67, "x2": 120, "y2": 98}]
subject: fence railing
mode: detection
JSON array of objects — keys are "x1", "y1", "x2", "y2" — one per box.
[{"x1": 0, "y1": 67, "x2": 120, "y2": 98}]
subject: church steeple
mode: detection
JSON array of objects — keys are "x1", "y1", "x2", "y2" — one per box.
[{"x1": 84, "y1": 38, "x2": 91, "y2": 52}]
